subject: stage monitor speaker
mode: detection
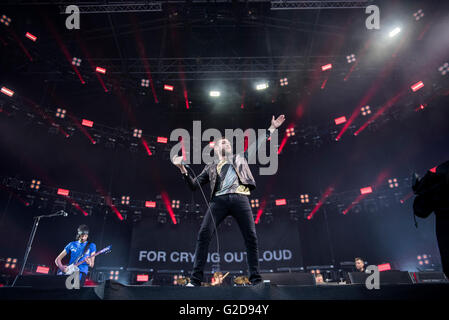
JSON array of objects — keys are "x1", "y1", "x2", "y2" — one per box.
[
  {"x1": 14, "y1": 275, "x2": 68, "y2": 289},
  {"x1": 348, "y1": 270, "x2": 413, "y2": 285},
  {"x1": 261, "y1": 272, "x2": 316, "y2": 286},
  {"x1": 411, "y1": 272, "x2": 448, "y2": 284}
]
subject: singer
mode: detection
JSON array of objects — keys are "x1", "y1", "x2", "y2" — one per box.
[
  {"x1": 54, "y1": 224, "x2": 96, "y2": 286},
  {"x1": 172, "y1": 115, "x2": 285, "y2": 286}
]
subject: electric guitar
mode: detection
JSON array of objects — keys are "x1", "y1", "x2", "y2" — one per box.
[{"x1": 58, "y1": 245, "x2": 112, "y2": 275}]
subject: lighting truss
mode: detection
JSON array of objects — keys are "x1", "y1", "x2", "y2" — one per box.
[
  {"x1": 58, "y1": 2, "x2": 162, "y2": 14},
  {"x1": 270, "y1": 1, "x2": 369, "y2": 10}
]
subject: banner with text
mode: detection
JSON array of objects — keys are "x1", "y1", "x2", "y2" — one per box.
[{"x1": 128, "y1": 215, "x2": 303, "y2": 271}]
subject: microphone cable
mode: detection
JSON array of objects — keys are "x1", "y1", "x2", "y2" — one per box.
[{"x1": 184, "y1": 164, "x2": 221, "y2": 272}]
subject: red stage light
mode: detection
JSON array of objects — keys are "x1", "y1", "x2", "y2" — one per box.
[
  {"x1": 145, "y1": 201, "x2": 156, "y2": 208},
  {"x1": 1, "y1": 87, "x2": 14, "y2": 97},
  {"x1": 157, "y1": 137, "x2": 168, "y2": 143},
  {"x1": 430, "y1": 166, "x2": 437, "y2": 173},
  {"x1": 334, "y1": 116, "x2": 347, "y2": 125},
  {"x1": 164, "y1": 85, "x2": 174, "y2": 91},
  {"x1": 275, "y1": 199, "x2": 286, "y2": 206},
  {"x1": 137, "y1": 274, "x2": 149, "y2": 282},
  {"x1": 57, "y1": 188, "x2": 70, "y2": 196},
  {"x1": 96, "y1": 66, "x2": 106, "y2": 74},
  {"x1": 321, "y1": 64, "x2": 332, "y2": 71},
  {"x1": 411, "y1": 81, "x2": 424, "y2": 92},
  {"x1": 25, "y1": 32, "x2": 37, "y2": 42},
  {"x1": 36, "y1": 266, "x2": 50, "y2": 274},
  {"x1": 377, "y1": 263, "x2": 391, "y2": 272},
  {"x1": 360, "y1": 186, "x2": 373, "y2": 195},
  {"x1": 81, "y1": 119, "x2": 94, "y2": 127}
]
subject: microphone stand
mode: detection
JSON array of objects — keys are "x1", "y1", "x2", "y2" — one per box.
[{"x1": 11, "y1": 210, "x2": 68, "y2": 287}]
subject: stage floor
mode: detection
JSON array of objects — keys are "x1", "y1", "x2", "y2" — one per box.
[{"x1": 1, "y1": 281, "x2": 449, "y2": 300}]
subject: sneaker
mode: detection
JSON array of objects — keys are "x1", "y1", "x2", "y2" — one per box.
[{"x1": 185, "y1": 281, "x2": 200, "y2": 287}]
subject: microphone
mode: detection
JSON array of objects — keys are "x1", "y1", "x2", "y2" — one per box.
[{"x1": 181, "y1": 160, "x2": 190, "y2": 168}]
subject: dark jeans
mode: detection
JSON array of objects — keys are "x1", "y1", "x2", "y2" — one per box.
[
  {"x1": 80, "y1": 272, "x2": 87, "y2": 286},
  {"x1": 190, "y1": 193, "x2": 262, "y2": 285}
]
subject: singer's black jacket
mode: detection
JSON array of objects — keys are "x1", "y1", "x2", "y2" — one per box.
[{"x1": 182, "y1": 130, "x2": 271, "y2": 199}]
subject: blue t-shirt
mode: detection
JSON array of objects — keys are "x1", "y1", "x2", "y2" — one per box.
[{"x1": 64, "y1": 241, "x2": 96, "y2": 275}]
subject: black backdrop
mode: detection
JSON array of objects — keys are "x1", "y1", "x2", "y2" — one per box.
[{"x1": 128, "y1": 213, "x2": 303, "y2": 271}]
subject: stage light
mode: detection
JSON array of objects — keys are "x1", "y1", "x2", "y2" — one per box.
[
  {"x1": 133, "y1": 129, "x2": 142, "y2": 138},
  {"x1": 256, "y1": 82, "x2": 268, "y2": 90},
  {"x1": 388, "y1": 178, "x2": 399, "y2": 188},
  {"x1": 286, "y1": 128, "x2": 295, "y2": 137},
  {"x1": 55, "y1": 108, "x2": 66, "y2": 119},
  {"x1": 137, "y1": 274, "x2": 149, "y2": 282},
  {"x1": 361, "y1": 105, "x2": 371, "y2": 116},
  {"x1": 300, "y1": 194, "x2": 309, "y2": 204},
  {"x1": 1, "y1": 87, "x2": 14, "y2": 97},
  {"x1": 145, "y1": 201, "x2": 156, "y2": 208},
  {"x1": 250, "y1": 199, "x2": 259, "y2": 208},
  {"x1": 71, "y1": 57, "x2": 82, "y2": 67},
  {"x1": 171, "y1": 200, "x2": 180, "y2": 209},
  {"x1": 321, "y1": 64, "x2": 332, "y2": 71},
  {"x1": 388, "y1": 27, "x2": 401, "y2": 38},
  {"x1": 30, "y1": 179, "x2": 41, "y2": 190},
  {"x1": 346, "y1": 54, "x2": 356, "y2": 63},
  {"x1": 96, "y1": 66, "x2": 106, "y2": 74},
  {"x1": 82, "y1": 119, "x2": 94, "y2": 127},
  {"x1": 36, "y1": 266, "x2": 50, "y2": 274},
  {"x1": 423, "y1": 254, "x2": 428, "y2": 259},
  {"x1": 5, "y1": 258, "x2": 17, "y2": 269},
  {"x1": 360, "y1": 186, "x2": 373, "y2": 195},
  {"x1": 141, "y1": 79, "x2": 149, "y2": 87},
  {"x1": 413, "y1": 9, "x2": 424, "y2": 21},
  {"x1": 438, "y1": 62, "x2": 449, "y2": 76},
  {"x1": 0, "y1": 15, "x2": 11, "y2": 26},
  {"x1": 280, "y1": 78, "x2": 288, "y2": 86},
  {"x1": 164, "y1": 84, "x2": 174, "y2": 91},
  {"x1": 334, "y1": 116, "x2": 347, "y2": 125},
  {"x1": 209, "y1": 91, "x2": 221, "y2": 97},
  {"x1": 109, "y1": 270, "x2": 119, "y2": 280},
  {"x1": 411, "y1": 81, "x2": 424, "y2": 92},
  {"x1": 121, "y1": 196, "x2": 130, "y2": 205},
  {"x1": 25, "y1": 32, "x2": 37, "y2": 42},
  {"x1": 157, "y1": 136, "x2": 167, "y2": 143},
  {"x1": 275, "y1": 199, "x2": 286, "y2": 206},
  {"x1": 417, "y1": 255, "x2": 422, "y2": 260},
  {"x1": 57, "y1": 188, "x2": 70, "y2": 196},
  {"x1": 157, "y1": 212, "x2": 168, "y2": 224}
]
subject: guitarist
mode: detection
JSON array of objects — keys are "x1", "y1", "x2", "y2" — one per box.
[{"x1": 54, "y1": 224, "x2": 96, "y2": 286}]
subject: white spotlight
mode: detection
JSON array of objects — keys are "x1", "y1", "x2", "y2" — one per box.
[
  {"x1": 256, "y1": 82, "x2": 268, "y2": 90},
  {"x1": 210, "y1": 91, "x2": 220, "y2": 97},
  {"x1": 389, "y1": 27, "x2": 401, "y2": 38}
]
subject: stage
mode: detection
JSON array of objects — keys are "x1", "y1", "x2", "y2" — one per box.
[{"x1": 1, "y1": 281, "x2": 449, "y2": 300}]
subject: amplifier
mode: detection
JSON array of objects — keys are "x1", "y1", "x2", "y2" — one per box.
[
  {"x1": 411, "y1": 272, "x2": 448, "y2": 284},
  {"x1": 14, "y1": 275, "x2": 68, "y2": 289},
  {"x1": 261, "y1": 272, "x2": 316, "y2": 286},
  {"x1": 348, "y1": 270, "x2": 413, "y2": 285}
]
